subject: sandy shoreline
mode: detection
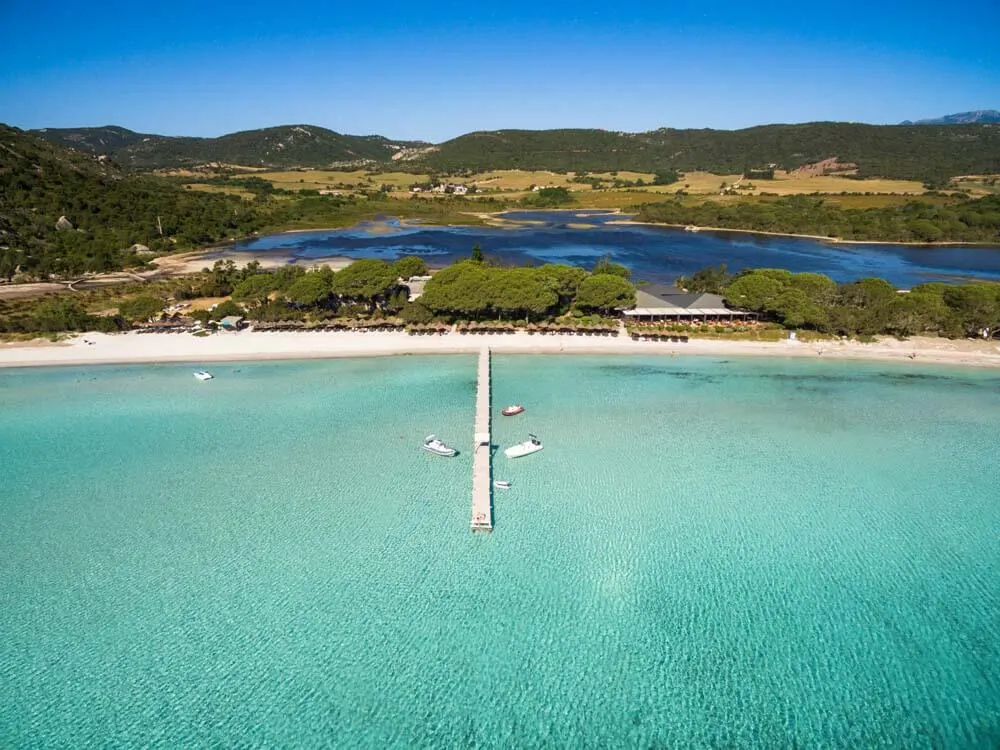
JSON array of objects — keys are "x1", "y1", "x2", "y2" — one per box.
[{"x1": 2, "y1": 331, "x2": 999, "y2": 370}]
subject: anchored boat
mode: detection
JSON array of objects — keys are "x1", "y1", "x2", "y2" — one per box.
[
  {"x1": 501, "y1": 404, "x2": 525, "y2": 416},
  {"x1": 504, "y1": 434, "x2": 543, "y2": 459},
  {"x1": 494, "y1": 480, "x2": 512, "y2": 489},
  {"x1": 423, "y1": 435, "x2": 457, "y2": 457},
  {"x1": 193, "y1": 370, "x2": 214, "y2": 381}
]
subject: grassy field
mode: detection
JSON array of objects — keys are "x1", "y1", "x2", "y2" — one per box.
[
  {"x1": 183, "y1": 183, "x2": 255, "y2": 199},
  {"x1": 177, "y1": 166, "x2": 953, "y2": 227},
  {"x1": 950, "y1": 175, "x2": 1000, "y2": 196},
  {"x1": 260, "y1": 196, "x2": 499, "y2": 232},
  {"x1": 253, "y1": 169, "x2": 432, "y2": 192},
  {"x1": 240, "y1": 167, "x2": 928, "y2": 198},
  {"x1": 672, "y1": 170, "x2": 925, "y2": 195}
]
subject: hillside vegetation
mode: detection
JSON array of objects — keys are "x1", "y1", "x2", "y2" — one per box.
[
  {"x1": 31, "y1": 122, "x2": 1000, "y2": 184},
  {"x1": 4, "y1": 122, "x2": 1000, "y2": 284},
  {"x1": 424, "y1": 124, "x2": 1000, "y2": 184},
  {"x1": 0, "y1": 125, "x2": 261, "y2": 278},
  {"x1": 32, "y1": 125, "x2": 426, "y2": 169}
]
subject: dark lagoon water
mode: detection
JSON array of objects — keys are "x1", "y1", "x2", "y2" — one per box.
[{"x1": 230, "y1": 210, "x2": 1000, "y2": 287}]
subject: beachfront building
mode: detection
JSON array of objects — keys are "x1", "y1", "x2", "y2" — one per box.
[
  {"x1": 624, "y1": 285, "x2": 756, "y2": 323},
  {"x1": 219, "y1": 315, "x2": 246, "y2": 331}
]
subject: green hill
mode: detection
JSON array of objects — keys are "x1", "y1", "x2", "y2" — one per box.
[
  {"x1": 0, "y1": 125, "x2": 260, "y2": 279},
  {"x1": 29, "y1": 125, "x2": 154, "y2": 155},
  {"x1": 30, "y1": 121, "x2": 1000, "y2": 183},
  {"x1": 31, "y1": 124, "x2": 428, "y2": 169},
  {"x1": 423, "y1": 123, "x2": 1000, "y2": 183}
]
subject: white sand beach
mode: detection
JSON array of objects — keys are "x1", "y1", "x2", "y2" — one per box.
[{"x1": 2, "y1": 330, "x2": 999, "y2": 369}]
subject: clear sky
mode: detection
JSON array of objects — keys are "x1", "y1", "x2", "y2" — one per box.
[{"x1": 1, "y1": 0, "x2": 997, "y2": 142}]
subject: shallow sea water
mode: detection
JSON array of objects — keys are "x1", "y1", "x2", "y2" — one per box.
[{"x1": 1, "y1": 355, "x2": 998, "y2": 747}]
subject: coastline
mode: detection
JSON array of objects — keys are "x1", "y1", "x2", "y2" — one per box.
[
  {"x1": 607, "y1": 219, "x2": 1000, "y2": 248},
  {"x1": 2, "y1": 330, "x2": 999, "y2": 370},
  {"x1": 264, "y1": 210, "x2": 1000, "y2": 247}
]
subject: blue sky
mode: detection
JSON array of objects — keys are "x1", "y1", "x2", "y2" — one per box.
[{"x1": 1, "y1": 0, "x2": 997, "y2": 141}]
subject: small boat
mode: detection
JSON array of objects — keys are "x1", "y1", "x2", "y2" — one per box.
[
  {"x1": 423, "y1": 435, "x2": 457, "y2": 457},
  {"x1": 193, "y1": 371, "x2": 213, "y2": 381},
  {"x1": 684, "y1": 225, "x2": 701, "y2": 232},
  {"x1": 494, "y1": 480, "x2": 512, "y2": 489},
  {"x1": 504, "y1": 434, "x2": 543, "y2": 459},
  {"x1": 501, "y1": 404, "x2": 525, "y2": 416}
]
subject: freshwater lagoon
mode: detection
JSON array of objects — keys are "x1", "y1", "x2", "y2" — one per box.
[
  {"x1": 228, "y1": 210, "x2": 1000, "y2": 287},
  {"x1": 2, "y1": 355, "x2": 999, "y2": 746}
]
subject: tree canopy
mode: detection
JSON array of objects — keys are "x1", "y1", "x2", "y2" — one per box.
[
  {"x1": 574, "y1": 274, "x2": 637, "y2": 313},
  {"x1": 391, "y1": 255, "x2": 428, "y2": 280},
  {"x1": 722, "y1": 266, "x2": 1000, "y2": 337},
  {"x1": 636, "y1": 194, "x2": 1000, "y2": 244},
  {"x1": 419, "y1": 259, "x2": 634, "y2": 320}
]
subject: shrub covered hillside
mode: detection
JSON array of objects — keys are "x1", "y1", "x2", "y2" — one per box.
[
  {"x1": 423, "y1": 123, "x2": 1000, "y2": 183},
  {"x1": 0, "y1": 125, "x2": 261, "y2": 279}
]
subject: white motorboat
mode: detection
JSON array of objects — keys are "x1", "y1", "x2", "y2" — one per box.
[
  {"x1": 504, "y1": 434, "x2": 543, "y2": 459},
  {"x1": 494, "y1": 480, "x2": 512, "y2": 489},
  {"x1": 423, "y1": 435, "x2": 457, "y2": 457},
  {"x1": 193, "y1": 370, "x2": 214, "y2": 381}
]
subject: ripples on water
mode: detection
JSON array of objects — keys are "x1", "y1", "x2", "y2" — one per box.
[{"x1": 1, "y1": 355, "x2": 999, "y2": 747}]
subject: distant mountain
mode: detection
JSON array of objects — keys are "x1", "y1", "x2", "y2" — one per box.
[
  {"x1": 28, "y1": 121, "x2": 1000, "y2": 183},
  {"x1": 902, "y1": 110, "x2": 1000, "y2": 125},
  {"x1": 30, "y1": 124, "x2": 429, "y2": 169}
]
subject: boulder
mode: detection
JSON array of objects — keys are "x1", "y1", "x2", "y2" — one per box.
[
  {"x1": 55, "y1": 215, "x2": 74, "y2": 231},
  {"x1": 128, "y1": 243, "x2": 151, "y2": 253}
]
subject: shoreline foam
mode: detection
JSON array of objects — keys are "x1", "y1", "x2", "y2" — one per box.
[{"x1": 2, "y1": 331, "x2": 999, "y2": 370}]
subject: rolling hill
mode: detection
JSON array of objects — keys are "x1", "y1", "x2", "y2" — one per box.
[
  {"x1": 28, "y1": 120, "x2": 1000, "y2": 184},
  {"x1": 421, "y1": 123, "x2": 1000, "y2": 183},
  {"x1": 30, "y1": 124, "x2": 428, "y2": 170},
  {"x1": 0, "y1": 125, "x2": 260, "y2": 278}
]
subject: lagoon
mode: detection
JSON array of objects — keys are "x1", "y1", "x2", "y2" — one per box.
[
  {"x1": 230, "y1": 210, "x2": 1000, "y2": 287},
  {"x1": 1, "y1": 355, "x2": 999, "y2": 746}
]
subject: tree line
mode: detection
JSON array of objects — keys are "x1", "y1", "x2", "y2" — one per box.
[
  {"x1": 211, "y1": 253, "x2": 636, "y2": 323},
  {"x1": 636, "y1": 194, "x2": 1000, "y2": 243},
  {"x1": 682, "y1": 264, "x2": 1000, "y2": 338}
]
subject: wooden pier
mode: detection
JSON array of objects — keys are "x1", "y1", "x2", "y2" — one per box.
[{"x1": 471, "y1": 347, "x2": 493, "y2": 531}]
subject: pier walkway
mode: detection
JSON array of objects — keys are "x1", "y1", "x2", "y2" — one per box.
[{"x1": 471, "y1": 347, "x2": 493, "y2": 531}]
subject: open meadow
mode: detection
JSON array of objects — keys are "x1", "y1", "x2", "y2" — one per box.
[{"x1": 196, "y1": 167, "x2": 933, "y2": 201}]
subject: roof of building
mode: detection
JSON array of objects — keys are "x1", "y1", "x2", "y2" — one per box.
[
  {"x1": 220, "y1": 315, "x2": 244, "y2": 326},
  {"x1": 633, "y1": 286, "x2": 729, "y2": 310},
  {"x1": 627, "y1": 285, "x2": 750, "y2": 317}
]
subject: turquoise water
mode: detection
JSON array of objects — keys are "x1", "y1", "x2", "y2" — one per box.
[{"x1": 1, "y1": 355, "x2": 999, "y2": 747}]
